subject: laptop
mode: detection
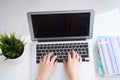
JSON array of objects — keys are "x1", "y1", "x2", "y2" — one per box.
[{"x1": 27, "y1": 10, "x2": 96, "y2": 80}]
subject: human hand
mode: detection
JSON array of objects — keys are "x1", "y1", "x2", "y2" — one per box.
[
  {"x1": 37, "y1": 53, "x2": 57, "y2": 80},
  {"x1": 63, "y1": 50, "x2": 81, "y2": 80}
]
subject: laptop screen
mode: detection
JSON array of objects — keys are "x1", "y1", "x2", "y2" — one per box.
[{"x1": 27, "y1": 10, "x2": 94, "y2": 41}]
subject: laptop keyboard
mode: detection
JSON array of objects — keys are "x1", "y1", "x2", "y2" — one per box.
[{"x1": 36, "y1": 42, "x2": 89, "y2": 63}]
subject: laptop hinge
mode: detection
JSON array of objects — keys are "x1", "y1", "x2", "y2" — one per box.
[{"x1": 38, "y1": 39, "x2": 86, "y2": 42}]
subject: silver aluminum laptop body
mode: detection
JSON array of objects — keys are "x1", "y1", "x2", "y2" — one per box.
[{"x1": 27, "y1": 10, "x2": 96, "y2": 80}]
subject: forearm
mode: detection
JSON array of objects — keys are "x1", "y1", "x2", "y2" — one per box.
[
  {"x1": 37, "y1": 76, "x2": 49, "y2": 80},
  {"x1": 70, "y1": 78, "x2": 80, "y2": 80},
  {"x1": 70, "y1": 76, "x2": 80, "y2": 80}
]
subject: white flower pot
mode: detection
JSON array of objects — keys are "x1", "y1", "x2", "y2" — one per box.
[
  {"x1": 0, "y1": 48, "x2": 25, "y2": 65},
  {"x1": 8, "y1": 52, "x2": 24, "y2": 65}
]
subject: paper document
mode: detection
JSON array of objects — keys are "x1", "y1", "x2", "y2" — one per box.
[{"x1": 97, "y1": 36, "x2": 120, "y2": 76}]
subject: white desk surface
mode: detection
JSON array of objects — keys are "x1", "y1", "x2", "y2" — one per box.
[{"x1": 0, "y1": 2, "x2": 120, "y2": 80}]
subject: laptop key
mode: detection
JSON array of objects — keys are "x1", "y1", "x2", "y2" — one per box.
[
  {"x1": 57, "y1": 59, "x2": 63, "y2": 62},
  {"x1": 81, "y1": 55, "x2": 89, "y2": 58},
  {"x1": 85, "y1": 59, "x2": 89, "y2": 62},
  {"x1": 36, "y1": 60, "x2": 39, "y2": 63},
  {"x1": 37, "y1": 53, "x2": 42, "y2": 57},
  {"x1": 82, "y1": 58, "x2": 85, "y2": 62}
]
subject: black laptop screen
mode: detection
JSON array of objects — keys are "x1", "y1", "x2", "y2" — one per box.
[{"x1": 31, "y1": 13, "x2": 90, "y2": 38}]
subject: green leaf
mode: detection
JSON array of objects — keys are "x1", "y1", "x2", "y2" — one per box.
[
  {"x1": 0, "y1": 32, "x2": 25, "y2": 59},
  {"x1": 0, "y1": 53, "x2": 3, "y2": 56}
]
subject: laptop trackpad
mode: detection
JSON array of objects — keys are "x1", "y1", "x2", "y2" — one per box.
[
  {"x1": 50, "y1": 62, "x2": 96, "y2": 80},
  {"x1": 50, "y1": 64, "x2": 69, "y2": 80}
]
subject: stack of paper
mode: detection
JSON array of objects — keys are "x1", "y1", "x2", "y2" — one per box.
[
  {"x1": 98, "y1": 53, "x2": 104, "y2": 75},
  {"x1": 97, "y1": 36, "x2": 120, "y2": 76}
]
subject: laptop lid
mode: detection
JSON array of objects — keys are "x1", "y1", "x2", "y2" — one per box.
[{"x1": 27, "y1": 10, "x2": 94, "y2": 41}]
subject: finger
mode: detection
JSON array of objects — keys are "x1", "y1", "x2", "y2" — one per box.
[
  {"x1": 42, "y1": 54, "x2": 47, "y2": 62},
  {"x1": 53, "y1": 61, "x2": 57, "y2": 68},
  {"x1": 39, "y1": 59, "x2": 42, "y2": 68},
  {"x1": 68, "y1": 52, "x2": 71, "y2": 60},
  {"x1": 46, "y1": 53, "x2": 53, "y2": 62},
  {"x1": 76, "y1": 53, "x2": 80, "y2": 61},
  {"x1": 72, "y1": 50, "x2": 76, "y2": 59},
  {"x1": 51, "y1": 55, "x2": 57, "y2": 63},
  {"x1": 53, "y1": 61, "x2": 57, "y2": 72},
  {"x1": 39, "y1": 59, "x2": 42, "y2": 63},
  {"x1": 63, "y1": 60, "x2": 67, "y2": 70},
  {"x1": 75, "y1": 51, "x2": 78, "y2": 59},
  {"x1": 79, "y1": 55, "x2": 82, "y2": 62}
]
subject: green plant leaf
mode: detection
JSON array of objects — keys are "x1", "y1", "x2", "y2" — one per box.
[
  {"x1": 0, "y1": 53, "x2": 3, "y2": 56},
  {"x1": 0, "y1": 32, "x2": 25, "y2": 59}
]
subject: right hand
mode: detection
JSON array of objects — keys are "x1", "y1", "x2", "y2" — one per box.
[{"x1": 63, "y1": 50, "x2": 81, "y2": 80}]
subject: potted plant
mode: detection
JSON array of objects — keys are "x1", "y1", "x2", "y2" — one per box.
[{"x1": 0, "y1": 33, "x2": 25, "y2": 64}]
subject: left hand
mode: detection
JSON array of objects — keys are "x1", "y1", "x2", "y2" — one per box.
[{"x1": 37, "y1": 53, "x2": 57, "y2": 80}]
